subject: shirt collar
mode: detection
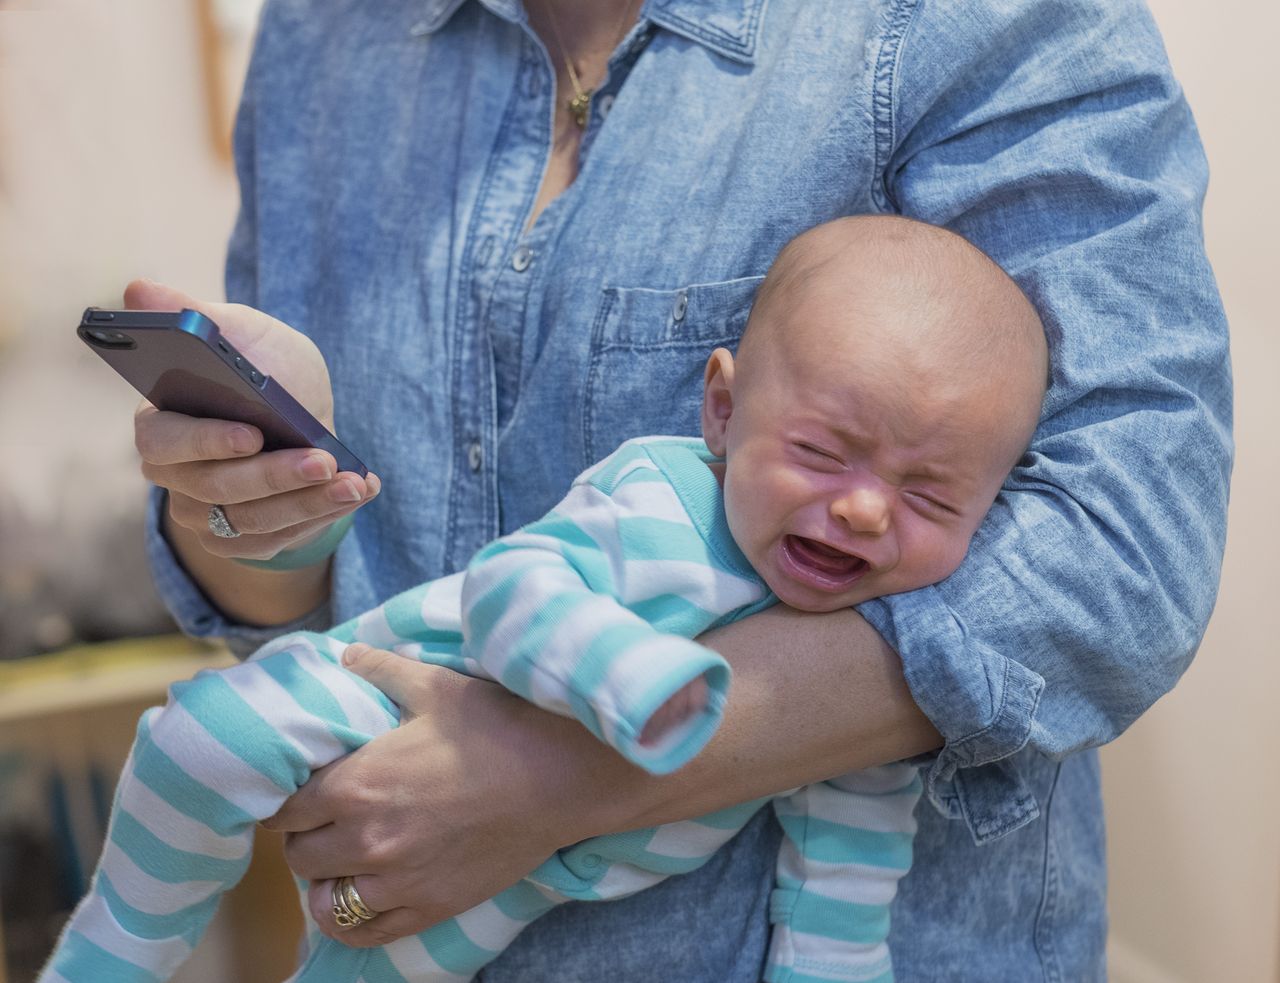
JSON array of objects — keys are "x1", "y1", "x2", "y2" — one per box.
[{"x1": 413, "y1": 0, "x2": 766, "y2": 65}]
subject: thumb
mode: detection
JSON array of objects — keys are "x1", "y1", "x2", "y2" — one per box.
[
  {"x1": 123, "y1": 278, "x2": 215, "y2": 318},
  {"x1": 342, "y1": 643, "x2": 428, "y2": 720}
]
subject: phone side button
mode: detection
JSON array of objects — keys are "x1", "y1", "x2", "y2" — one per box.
[
  {"x1": 89, "y1": 310, "x2": 116, "y2": 322},
  {"x1": 249, "y1": 369, "x2": 264, "y2": 386}
]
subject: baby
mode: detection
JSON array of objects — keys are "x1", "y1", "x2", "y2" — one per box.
[{"x1": 41, "y1": 215, "x2": 1047, "y2": 983}]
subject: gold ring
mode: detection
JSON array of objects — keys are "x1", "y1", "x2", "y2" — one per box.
[{"x1": 331, "y1": 876, "x2": 379, "y2": 928}]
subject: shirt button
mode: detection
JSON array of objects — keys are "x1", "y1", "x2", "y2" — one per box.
[
  {"x1": 512, "y1": 245, "x2": 534, "y2": 272},
  {"x1": 581, "y1": 853, "x2": 602, "y2": 868},
  {"x1": 598, "y1": 94, "x2": 615, "y2": 119},
  {"x1": 467, "y1": 441, "x2": 483, "y2": 472},
  {"x1": 671, "y1": 290, "x2": 688, "y2": 323}
]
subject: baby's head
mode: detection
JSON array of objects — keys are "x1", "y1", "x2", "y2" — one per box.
[{"x1": 701, "y1": 215, "x2": 1047, "y2": 612}]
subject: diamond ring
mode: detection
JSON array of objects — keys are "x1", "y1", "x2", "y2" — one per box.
[{"x1": 207, "y1": 504, "x2": 241, "y2": 539}]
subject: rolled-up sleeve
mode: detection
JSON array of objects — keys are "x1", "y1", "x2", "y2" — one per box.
[{"x1": 858, "y1": 0, "x2": 1233, "y2": 843}]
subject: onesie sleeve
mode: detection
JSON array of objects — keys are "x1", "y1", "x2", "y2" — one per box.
[
  {"x1": 461, "y1": 443, "x2": 735, "y2": 776},
  {"x1": 858, "y1": 0, "x2": 1232, "y2": 843}
]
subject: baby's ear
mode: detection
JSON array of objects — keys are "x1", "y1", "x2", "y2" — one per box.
[{"x1": 700, "y1": 348, "x2": 736, "y2": 455}]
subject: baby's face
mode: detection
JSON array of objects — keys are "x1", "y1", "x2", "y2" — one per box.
[{"x1": 704, "y1": 291, "x2": 1036, "y2": 613}]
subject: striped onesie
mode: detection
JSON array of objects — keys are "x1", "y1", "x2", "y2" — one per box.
[{"x1": 42, "y1": 437, "x2": 921, "y2": 983}]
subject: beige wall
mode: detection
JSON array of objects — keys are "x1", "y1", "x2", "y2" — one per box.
[
  {"x1": 1, "y1": 2, "x2": 1276, "y2": 981},
  {"x1": 1102, "y1": 4, "x2": 1280, "y2": 982}
]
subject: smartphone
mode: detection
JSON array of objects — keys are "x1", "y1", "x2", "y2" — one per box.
[{"x1": 77, "y1": 308, "x2": 368, "y2": 476}]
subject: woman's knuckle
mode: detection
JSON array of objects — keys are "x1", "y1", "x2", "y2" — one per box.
[
  {"x1": 215, "y1": 501, "x2": 270, "y2": 539},
  {"x1": 263, "y1": 461, "x2": 294, "y2": 496},
  {"x1": 168, "y1": 494, "x2": 198, "y2": 530},
  {"x1": 201, "y1": 467, "x2": 235, "y2": 506},
  {"x1": 192, "y1": 425, "x2": 227, "y2": 463},
  {"x1": 358, "y1": 830, "x2": 394, "y2": 867}
]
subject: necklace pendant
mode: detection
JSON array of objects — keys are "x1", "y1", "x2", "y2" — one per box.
[{"x1": 568, "y1": 89, "x2": 592, "y2": 128}]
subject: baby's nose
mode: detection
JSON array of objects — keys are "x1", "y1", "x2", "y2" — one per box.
[{"x1": 830, "y1": 486, "x2": 890, "y2": 536}]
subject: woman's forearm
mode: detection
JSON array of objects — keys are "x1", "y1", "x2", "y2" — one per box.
[
  {"x1": 558, "y1": 604, "x2": 942, "y2": 839},
  {"x1": 163, "y1": 508, "x2": 331, "y2": 626}
]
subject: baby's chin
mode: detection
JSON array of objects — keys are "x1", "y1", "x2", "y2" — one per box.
[{"x1": 763, "y1": 574, "x2": 870, "y2": 613}]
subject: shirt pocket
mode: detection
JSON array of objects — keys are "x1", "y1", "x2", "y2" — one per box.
[{"x1": 581, "y1": 275, "x2": 765, "y2": 469}]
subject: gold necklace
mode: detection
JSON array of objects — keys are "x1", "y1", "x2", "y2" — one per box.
[{"x1": 541, "y1": 0, "x2": 640, "y2": 128}]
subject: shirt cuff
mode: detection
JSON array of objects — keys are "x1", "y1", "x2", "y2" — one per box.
[
  {"x1": 859, "y1": 584, "x2": 1045, "y2": 845},
  {"x1": 144, "y1": 485, "x2": 332, "y2": 659}
]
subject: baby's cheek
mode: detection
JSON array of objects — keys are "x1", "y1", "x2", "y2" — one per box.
[{"x1": 910, "y1": 526, "x2": 972, "y2": 588}]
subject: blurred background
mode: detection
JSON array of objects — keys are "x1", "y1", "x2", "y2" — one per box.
[{"x1": 0, "y1": 1, "x2": 1275, "y2": 981}]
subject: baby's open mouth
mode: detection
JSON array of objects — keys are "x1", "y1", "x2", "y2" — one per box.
[{"x1": 781, "y1": 535, "x2": 869, "y2": 589}]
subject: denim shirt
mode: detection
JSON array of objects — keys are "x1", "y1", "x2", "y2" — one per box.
[{"x1": 146, "y1": 0, "x2": 1231, "y2": 978}]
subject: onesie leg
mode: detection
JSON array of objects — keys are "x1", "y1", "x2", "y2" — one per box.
[
  {"x1": 38, "y1": 632, "x2": 399, "y2": 983},
  {"x1": 764, "y1": 765, "x2": 922, "y2": 983}
]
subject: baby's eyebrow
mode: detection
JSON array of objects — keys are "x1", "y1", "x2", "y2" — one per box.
[
  {"x1": 824, "y1": 421, "x2": 873, "y2": 449},
  {"x1": 903, "y1": 463, "x2": 953, "y2": 483}
]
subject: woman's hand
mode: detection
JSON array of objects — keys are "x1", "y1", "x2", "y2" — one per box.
[
  {"x1": 265, "y1": 608, "x2": 942, "y2": 948},
  {"x1": 263, "y1": 646, "x2": 595, "y2": 947},
  {"x1": 127, "y1": 279, "x2": 380, "y2": 565}
]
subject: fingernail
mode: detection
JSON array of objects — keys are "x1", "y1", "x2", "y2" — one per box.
[
  {"x1": 342, "y1": 644, "x2": 368, "y2": 666},
  {"x1": 364, "y1": 473, "x2": 381, "y2": 498},
  {"x1": 332, "y1": 479, "x2": 362, "y2": 503},
  {"x1": 229, "y1": 427, "x2": 257, "y2": 454},
  {"x1": 299, "y1": 454, "x2": 334, "y2": 482}
]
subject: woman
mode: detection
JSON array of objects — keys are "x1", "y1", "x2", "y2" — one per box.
[{"x1": 134, "y1": 0, "x2": 1230, "y2": 979}]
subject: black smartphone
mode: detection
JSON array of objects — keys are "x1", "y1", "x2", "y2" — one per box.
[{"x1": 77, "y1": 308, "x2": 367, "y2": 476}]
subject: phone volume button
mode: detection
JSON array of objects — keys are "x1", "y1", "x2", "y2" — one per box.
[{"x1": 249, "y1": 369, "x2": 264, "y2": 386}]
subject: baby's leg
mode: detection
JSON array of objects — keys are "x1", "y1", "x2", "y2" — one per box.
[
  {"x1": 39, "y1": 632, "x2": 399, "y2": 983},
  {"x1": 764, "y1": 764, "x2": 922, "y2": 983}
]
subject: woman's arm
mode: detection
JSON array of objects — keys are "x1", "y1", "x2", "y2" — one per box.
[
  {"x1": 138, "y1": 30, "x2": 378, "y2": 638},
  {"x1": 129, "y1": 279, "x2": 380, "y2": 630},
  {"x1": 159, "y1": 507, "x2": 331, "y2": 624},
  {"x1": 631, "y1": 605, "x2": 941, "y2": 824},
  {"x1": 266, "y1": 604, "x2": 938, "y2": 946}
]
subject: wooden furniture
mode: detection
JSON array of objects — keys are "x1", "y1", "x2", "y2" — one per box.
[{"x1": 0, "y1": 637, "x2": 302, "y2": 983}]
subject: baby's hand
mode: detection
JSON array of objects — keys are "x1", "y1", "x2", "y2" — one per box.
[{"x1": 638, "y1": 677, "x2": 709, "y2": 747}]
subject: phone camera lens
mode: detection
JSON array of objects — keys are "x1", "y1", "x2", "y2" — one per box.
[{"x1": 83, "y1": 327, "x2": 135, "y2": 349}]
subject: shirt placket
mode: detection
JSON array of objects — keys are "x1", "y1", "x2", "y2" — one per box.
[{"x1": 446, "y1": 33, "x2": 556, "y2": 570}]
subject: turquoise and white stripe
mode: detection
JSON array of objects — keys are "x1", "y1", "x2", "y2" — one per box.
[{"x1": 41, "y1": 437, "x2": 918, "y2": 983}]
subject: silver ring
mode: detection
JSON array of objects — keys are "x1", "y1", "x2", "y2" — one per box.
[{"x1": 207, "y1": 504, "x2": 241, "y2": 539}]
